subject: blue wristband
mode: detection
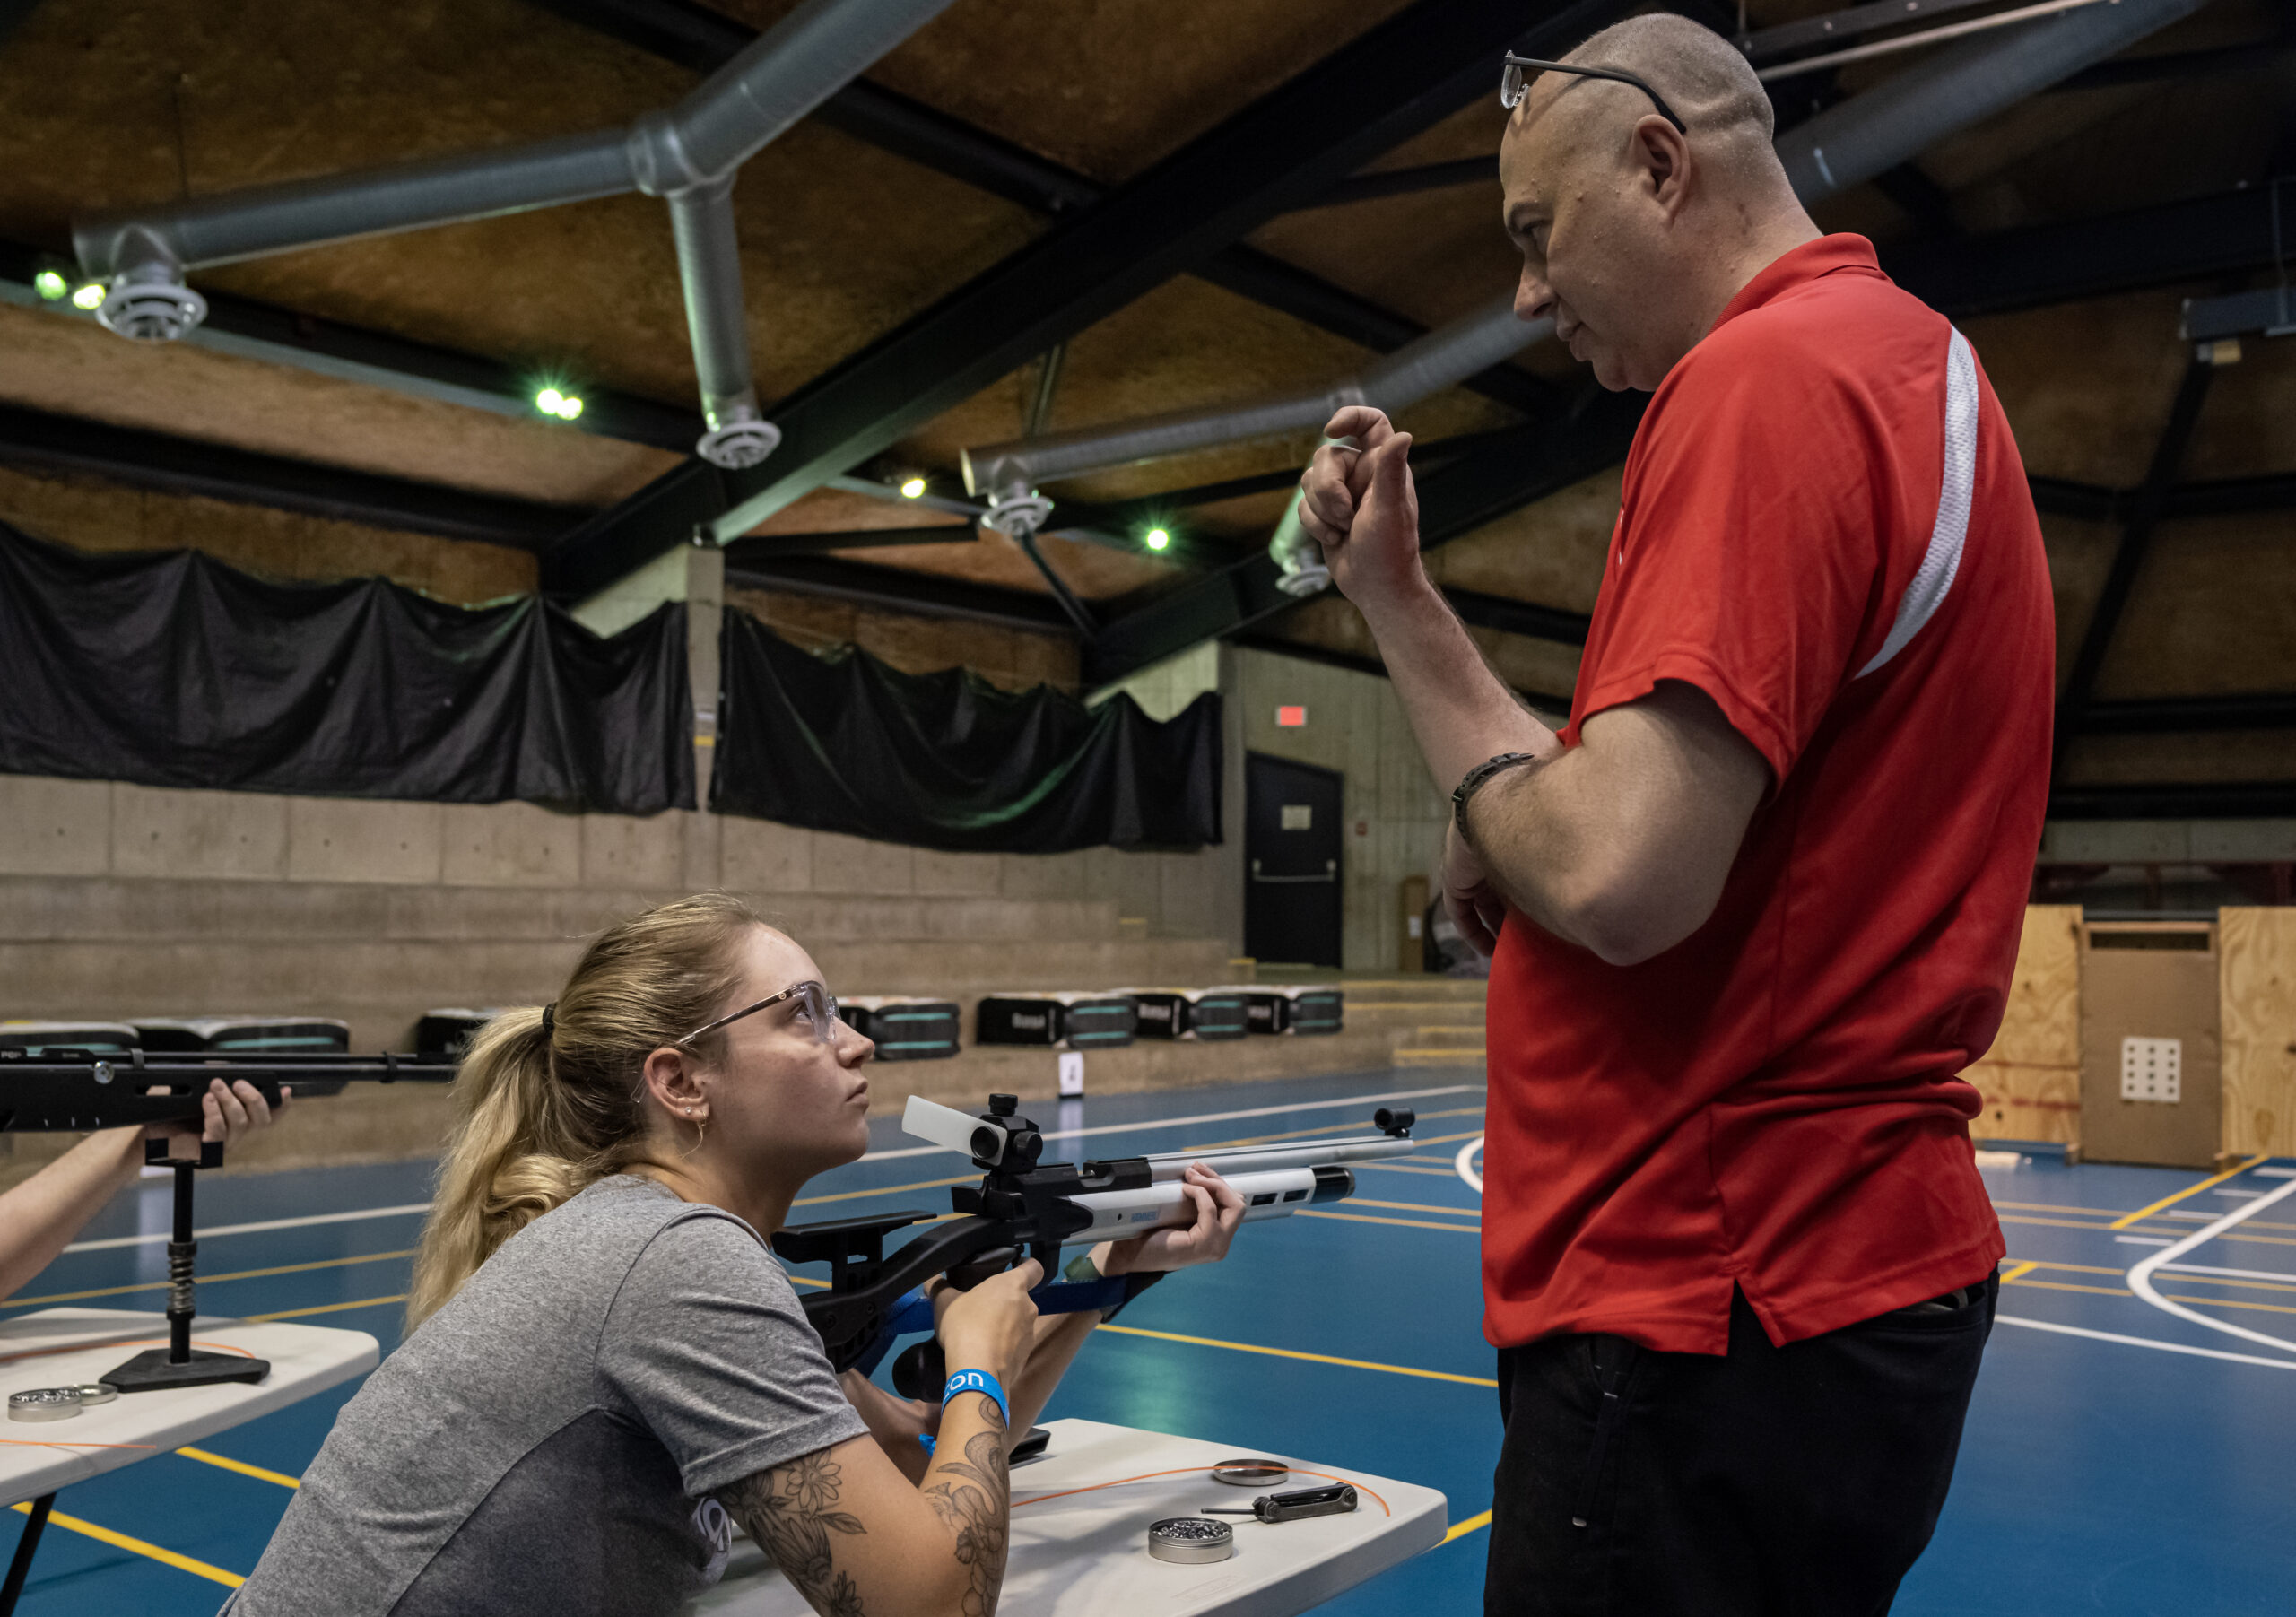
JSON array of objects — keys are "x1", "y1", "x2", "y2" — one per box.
[{"x1": 942, "y1": 1368, "x2": 1010, "y2": 1427}]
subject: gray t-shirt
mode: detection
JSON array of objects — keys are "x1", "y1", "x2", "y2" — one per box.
[{"x1": 225, "y1": 1175, "x2": 867, "y2": 1617}]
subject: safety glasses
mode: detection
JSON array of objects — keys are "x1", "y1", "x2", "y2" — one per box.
[
  {"x1": 1499, "y1": 54, "x2": 1689, "y2": 133},
  {"x1": 676, "y1": 979, "x2": 842, "y2": 1049}
]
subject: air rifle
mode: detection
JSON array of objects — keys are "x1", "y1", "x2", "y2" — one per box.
[
  {"x1": 0, "y1": 1048, "x2": 457, "y2": 1392},
  {"x1": 780, "y1": 1094, "x2": 1419, "y2": 1387}
]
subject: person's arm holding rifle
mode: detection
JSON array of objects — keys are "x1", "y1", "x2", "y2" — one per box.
[{"x1": 0, "y1": 1076, "x2": 286, "y2": 1302}]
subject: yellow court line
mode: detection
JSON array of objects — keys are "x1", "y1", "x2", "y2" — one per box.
[
  {"x1": 2110, "y1": 1157, "x2": 2266, "y2": 1230},
  {"x1": 1098, "y1": 1324, "x2": 1497, "y2": 1387},
  {"x1": 2014, "y1": 1258, "x2": 2296, "y2": 1296},
  {"x1": 178, "y1": 1445, "x2": 300, "y2": 1490},
  {"x1": 1299, "y1": 1210, "x2": 1479, "y2": 1235},
  {"x1": 3, "y1": 1249, "x2": 417, "y2": 1310},
  {"x1": 10, "y1": 1500, "x2": 243, "y2": 1589},
  {"x1": 1999, "y1": 1275, "x2": 2296, "y2": 1317},
  {"x1": 244, "y1": 1294, "x2": 406, "y2": 1322},
  {"x1": 1997, "y1": 1260, "x2": 2039, "y2": 1283},
  {"x1": 1443, "y1": 1508, "x2": 1493, "y2": 1545},
  {"x1": 1346, "y1": 1198, "x2": 1482, "y2": 1218}
]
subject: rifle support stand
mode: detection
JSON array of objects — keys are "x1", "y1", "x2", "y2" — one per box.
[{"x1": 101, "y1": 1143, "x2": 270, "y2": 1393}]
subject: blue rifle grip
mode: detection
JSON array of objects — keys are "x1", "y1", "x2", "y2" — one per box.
[{"x1": 852, "y1": 1277, "x2": 1133, "y2": 1379}]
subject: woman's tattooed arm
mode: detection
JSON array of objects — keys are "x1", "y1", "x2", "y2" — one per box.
[
  {"x1": 920, "y1": 1405, "x2": 1011, "y2": 1617},
  {"x1": 720, "y1": 1449, "x2": 869, "y2": 1617}
]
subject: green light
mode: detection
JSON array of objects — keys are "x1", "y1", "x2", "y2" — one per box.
[
  {"x1": 900, "y1": 476, "x2": 927, "y2": 500},
  {"x1": 535, "y1": 387, "x2": 563, "y2": 415},
  {"x1": 70, "y1": 282, "x2": 106, "y2": 311},
  {"x1": 1144, "y1": 527, "x2": 1170, "y2": 552},
  {"x1": 33, "y1": 270, "x2": 67, "y2": 301},
  {"x1": 556, "y1": 395, "x2": 583, "y2": 420}
]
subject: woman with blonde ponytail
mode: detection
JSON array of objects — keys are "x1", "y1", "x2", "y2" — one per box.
[{"x1": 226, "y1": 894, "x2": 1245, "y2": 1617}]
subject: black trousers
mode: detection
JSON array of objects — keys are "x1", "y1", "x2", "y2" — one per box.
[{"x1": 1485, "y1": 1277, "x2": 1995, "y2": 1617}]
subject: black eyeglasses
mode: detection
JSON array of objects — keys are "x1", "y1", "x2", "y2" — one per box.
[{"x1": 1499, "y1": 54, "x2": 1688, "y2": 134}]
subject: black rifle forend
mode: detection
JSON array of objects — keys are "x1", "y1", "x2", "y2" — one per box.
[{"x1": 0, "y1": 1050, "x2": 458, "y2": 1135}]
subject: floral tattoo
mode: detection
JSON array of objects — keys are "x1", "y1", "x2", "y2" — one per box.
[
  {"x1": 721, "y1": 1450, "x2": 868, "y2": 1617},
  {"x1": 921, "y1": 1402, "x2": 1011, "y2": 1617}
]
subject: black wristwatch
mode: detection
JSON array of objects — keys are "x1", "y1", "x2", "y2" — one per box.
[{"x1": 1451, "y1": 752, "x2": 1542, "y2": 830}]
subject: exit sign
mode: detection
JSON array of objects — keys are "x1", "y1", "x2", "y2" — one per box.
[{"x1": 1276, "y1": 705, "x2": 1307, "y2": 727}]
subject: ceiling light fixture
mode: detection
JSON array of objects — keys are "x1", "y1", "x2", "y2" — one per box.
[
  {"x1": 1144, "y1": 527, "x2": 1171, "y2": 552},
  {"x1": 70, "y1": 282, "x2": 106, "y2": 310},
  {"x1": 900, "y1": 476, "x2": 928, "y2": 499},
  {"x1": 32, "y1": 270, "x2": 68, "y2": 301}
]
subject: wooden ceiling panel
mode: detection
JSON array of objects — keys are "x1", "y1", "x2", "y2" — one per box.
[
  {"x1": 711, "y1": 0, "x2": 1422, "y2": 187},
  {"x1": 2091, "y1": 512, "x2": 2296, "y2": 700},
  {"x1": 0, "y1": 300, "x2": 678, "y2": 505},
  {"x1": 1422, "y1": 464, "x2": 1618, "y2": 613},
  {"x1": 751, "y1": 487, "x2": 972, "y2": 537},
  {"x1": 822, "y1": 527, "x2": 1178, "y2": 602},
  {"x1": 2039, "y1": 511, "x2": 2121, "y2": 697},
  {"x1": 1965, "y1": 291, "x2": 2195, "y2": 486},
  {"x1": 1246, "y1": 185, "x2": 1522, "y2": 335},
  {"x1": 2181, "y1": 342, "x2": 2296, "y2": 482},
  {"x1": 2059, "y1": 729, "x2": 2296, "y2": 786},
  {"x1": 0, "y1": 464, "x2": 537, "y2": 603}
]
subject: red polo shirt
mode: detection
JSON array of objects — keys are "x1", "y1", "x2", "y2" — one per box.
[{"x1": 1481, "y1": 235, "x2": 2052, "y2": 1355}]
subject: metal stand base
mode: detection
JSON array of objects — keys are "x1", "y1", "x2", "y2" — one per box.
[
  {"x1": 1, "y1": 1493, "x2": 53, "y2": 1617},
  {"x1": 100, "y1": 1348, "x2": 271, "y2": 1393}
]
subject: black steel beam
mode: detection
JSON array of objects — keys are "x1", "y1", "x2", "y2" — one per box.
[
  {"x1": 0, "y1": 402, "x2": 583, "y2": 548},
  {"x1": 2054, "y1": 352, "x2": 2217, "y2": 769},
  {"x1": 547, "y1": 0, "x2": 1624, "y2": 596},
  {"x1": 2169, "y1": 471, "x2": 2296, "y2": 519},
  {"x1": 1446, "y1": 585, "x2": 1592, "y2": 646},
  {"x1": 2080, "y1": 693, "x2": 2296, "y2": 734},
  {"x1": 722, "y1": 525, "x2": 977, "y2": 561},
  {"x1": 1081, "y1": 385, "x2": 1644, "y2": 685},
  {"x1": 2054, "y1": 31, "x2": 2296, "y2": 93},
  {"x1": 1231, "y1": 630, "x2": 1572, "y2": 715},
  {"x1": 724, "y1": 556, "x2": 1073, "y2": 634},
  {"x1": 1883, "y1": 189, "x2": 2285, "y2": 320},
  {"x1": 2027, "y1": 475, "x2": 2124, "y2": 523},
  {"x1": 2048, "y1": 780, "x2": 2296, "y2": 819},
  {"x1": 1312, "y1": 157, "x2": 1498, "y2": 209}
]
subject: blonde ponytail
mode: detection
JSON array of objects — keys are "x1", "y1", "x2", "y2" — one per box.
[{"x1": 407, "y1": 893, "x2": 763, "y2": 1330}]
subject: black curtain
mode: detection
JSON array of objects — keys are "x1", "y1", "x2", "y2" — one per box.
[
  {"x1": 712, "y1": 607, "x2": 1220, "y2": 852},
  {"x1": 0, "y1": 522, "x2": 693, "y2": 813}
]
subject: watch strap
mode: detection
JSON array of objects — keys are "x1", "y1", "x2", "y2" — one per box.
[{"x1": 1452, "y1": 752, "x2": 1541, "y2": 826}]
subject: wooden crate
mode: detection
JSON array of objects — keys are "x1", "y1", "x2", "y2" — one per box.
[
  {"x1": 1963, "y1": 906, "x2": 2082, "y2": 1144},
  {"x1": 2220, "y1": 908, "x2": 2296, "y2": 1159}
]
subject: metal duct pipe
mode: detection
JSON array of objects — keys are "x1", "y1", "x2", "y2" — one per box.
[
  {"x1": 961, "y1": 294, "x2": 1549, "y2": 496},
  {"x1": 672, "y1": 181, "x2": 779, "y2": 469},
  {"x1": 1774, "y1": 0, "x2": 2208, "y2": 202},
  {"x1": 74, "y1": 129, "x2": 637, "y2": 278}
]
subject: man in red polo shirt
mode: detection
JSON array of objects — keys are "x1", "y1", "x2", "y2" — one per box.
[{"x1": 1296, "y1": 15, "x2": 2052, "y2": 1617}]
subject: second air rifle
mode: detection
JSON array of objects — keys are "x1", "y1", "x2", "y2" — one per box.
[{"x1": 780, "y1": 1093, "x2": 1420, "y2": 1385}]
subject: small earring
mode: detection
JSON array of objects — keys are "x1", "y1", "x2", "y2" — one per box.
[{"x1": 684, "y1": 1106, "x2": 694, "y2": 1115}]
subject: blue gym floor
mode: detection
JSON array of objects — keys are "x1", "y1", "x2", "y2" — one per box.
[{"x1": 5, "y1": 1068, "x2": 2294, "y2": 1615}]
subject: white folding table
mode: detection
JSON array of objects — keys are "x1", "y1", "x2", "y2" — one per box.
[
  {"x1": 0, "y1": 1308, "x2": 378, "y2": 1613},
  {"x1": 692, "y1": 1417, "x2": 1448, "y2": 1617}
]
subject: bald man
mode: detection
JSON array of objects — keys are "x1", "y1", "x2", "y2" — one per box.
[{"x1": 1299, "y1": 16, "x2": 2052, "y2": 1616}]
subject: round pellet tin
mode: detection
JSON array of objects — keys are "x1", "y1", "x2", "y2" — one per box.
[
  {"x1": 1148, "y1": 1517, "x2": 1235, "y2": 1564},
  {"x1": 1210, "y1": 1457, "x2": 1288, "y2": 1487},
  {"x1": 74, "y1": 1383, "x2": 119, "y2": 1406},
  {"x1": 8, "y1": 1387, "x2": 83, "y2": 1423}
]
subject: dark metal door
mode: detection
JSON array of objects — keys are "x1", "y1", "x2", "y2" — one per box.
[{"x1": 1245, "y1": 752, "x2": 1343, "y2": 968}]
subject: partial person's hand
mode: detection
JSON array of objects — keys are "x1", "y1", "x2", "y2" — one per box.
[
  {"x1": 930, "y1": 1256, "x2": 1043, "y2": 1391},
  {"x1": 1297, "y1": 406, "x2": 1422, "y2": 605},
  {"x1": 1442, "y1": 821, "x2": 1510, "y2": 958},
  {"x1": 144, "y1": 1077, "x2": 289, "y2": 1158},
  {"x1": 1100, "y1": 1164, "x2": 1245, "y2": 1276}
]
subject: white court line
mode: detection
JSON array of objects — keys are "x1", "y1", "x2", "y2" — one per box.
[
  {"x1": 2256, "y1": 1167, "x2": 2296, "y2": 1178},
  {"x1": 858, "y1": 1083, "x2": 1483, "y2": 1161},
  {"x1": 65, "y1": 1202, "x2": 432, "y2": 1255},
  {"x1": 2114, "y1": 1235, "x2": 2173, "y2": 1247},
  {"x1": 2126, "y1": 1171, "x2": 2296, "y2": 1358},
  {"x1": 1996, "y1": 1314, "x2": 2296, "y2": 1372},
  {"x1": 1455, "y1": 1135, "x2": 1484, "y2": 1195},
  {"x1": 2161, "y1": 1261, "x2": 2296, "y2": 1284}
]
